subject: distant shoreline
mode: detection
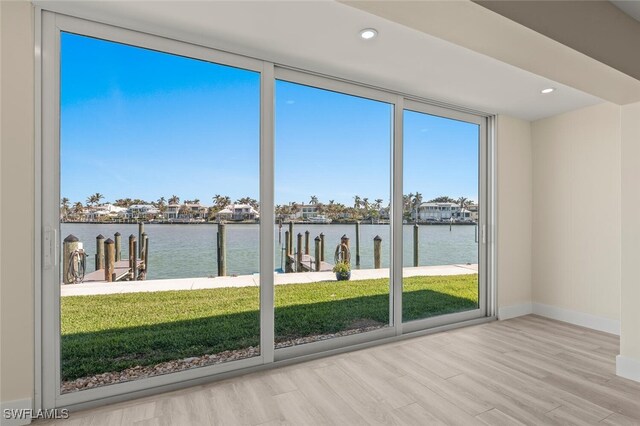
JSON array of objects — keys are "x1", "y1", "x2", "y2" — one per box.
[{"x1": 60, "y1": 220, "x2": 478, "y2": 226}]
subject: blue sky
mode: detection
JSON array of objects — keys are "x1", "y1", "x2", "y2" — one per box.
[{"x1": 61, "y1": 32, "x2": 478, "y2": 207}]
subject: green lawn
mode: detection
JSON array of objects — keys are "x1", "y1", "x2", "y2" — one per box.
[{"x1": 61, "y1": 274, "x2": 478, "y2": 380}]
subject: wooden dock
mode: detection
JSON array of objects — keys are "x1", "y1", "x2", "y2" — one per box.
[
  {"x1": 83, "y1": 260, "x2": 144, "y2": 283},
  {"x1": 287, "y1": 254, "x2": 333, "y2": 272}
]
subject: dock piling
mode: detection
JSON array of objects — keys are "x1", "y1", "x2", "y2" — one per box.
[
  {"x1": 114, "y1": 232, "x2": 121, "y2": 262},
  {"x1": 143, "y1": 235, "x2": 149, "y2": 279},
  {"x1": 217, "y1": 222, "x2": 227, "y2": 277},
  {"x1": 314, "y1": 236, "x2": 321, "y2": 272},
  {"x1": 304, "y1": 230, "x2": 310, "y2": 255},
  {"x1": 288, "y1": 221, "x2": 294, "y2": 253},
  {"x1": 138, "y1": 222, "x2": 145, "y2": 257},
  {"x1": 341, "y1": 234, "x2": 350, "y2": 266},
  {"x1": 284, "y1": 231, "x2": 291, "y2": 256},
  {"x1": 141, "y1": 232, "x2": 147, "y2": 262},
  {"x1": 413, "y1": 223, "x2": 419, "y2": 267},
  {"x1": 374, "y1": 235, "x2": 382, "y2": 269},
  {"x1": 104, "y1": 239, "x2": 115, "y2": 282},
  {"x1": 284, "y1": 230, "x2": 292, "y2": 273},
  {"x1": 355, "y1": 222, "x2": 361, "y2": 268},
  {"x1": 131, "y1": 238, "x2": 138, "y2": 280},
  {"x1": 128, "y1": 235, "x2": 136, "y2": 280},
  {"x1": 320, "y1": 233, "x2": 325, "y2": 262},
  {"x1": 95, "y1": 234, "x2": 105, "y2": 271},
  {"x1": 296, "y1": 233, "x2": 303, "y2": 272},
  {"x1": 62, "y1": 234, "x2": 80, "y2": 284}
]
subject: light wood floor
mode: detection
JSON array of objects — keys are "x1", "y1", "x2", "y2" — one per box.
[{"x1": 41, "y1": 315, "x2": 640, "y2": 425}]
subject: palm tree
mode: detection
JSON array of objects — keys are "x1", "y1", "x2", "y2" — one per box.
[
  {"x1": 309, "y1": 195, "x2": 318, "y2": 205},
  {"x1": 115, "y1": 198, "x2": 133, "y2": 208},
  {"x1": 61, "y1": 197, "x2": 70, "y2": 220},
  {"x1": 73, "y1": 202, "x2": 84, "y2": 221},
  {"x1": 353, "y1": 195, "x2": 362, "y2": 209},
  {"x1": 178, "y1": 203, "x2": 191, "y2": 218},
  {"x1": 156, "y1": 197, "x2": 167, "y2": 215},
  {"x1": 429, "y1": 196, "x2": 455, "y2": 203},
  {"x1": 374, "y1": 198, "x2": 383, "y2": 209},
  {"x1": 290, "y1": 202, "x2": 300, "y2": 218},
  {"x1": 412, "y1": 192, "x2": 423, "y2": 220},
  {"x1": 212, "y1": 195, "x2": 231, "y2": 209},
  {"x1": 168, "y1": 195, "x2": 180, "y2": 205},
  {"x1": 456, "y1": 196, "x2": 469, "y2": 220}
]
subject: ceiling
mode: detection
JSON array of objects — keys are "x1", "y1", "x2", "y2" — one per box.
[
  {"x1": 612, "y1": 0, "x2": 640, "y2": 23},
  {"x1": 40, "y1": 0, "x2": 607, "y2": 121},
  {"x1": 474, "y1": 0, "x2": 640, "y2": 82}
]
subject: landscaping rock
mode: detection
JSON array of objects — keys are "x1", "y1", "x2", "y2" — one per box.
[{"x1": 61, "y1": 324, "x2": 385, "y2": 393}]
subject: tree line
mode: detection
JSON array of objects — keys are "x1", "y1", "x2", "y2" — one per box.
[{"x1": 61, "y1": 192, "x2": 475, "y2": 221}]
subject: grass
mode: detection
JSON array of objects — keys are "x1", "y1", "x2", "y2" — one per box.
[{"x1": 61, "y1": 274, "x2": 478, "y2": 380}]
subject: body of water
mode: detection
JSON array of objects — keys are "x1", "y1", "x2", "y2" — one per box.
[{"x1": 60, "y1": 223, "x2": 478, "y2": 280}]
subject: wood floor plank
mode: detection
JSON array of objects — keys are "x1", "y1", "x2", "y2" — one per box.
[
  {"x1": 371, "y1": 343, "x2": 494, "y2": 416},
  {"x1": 272, "y1": 391, "x2": 326, "y2": 426},
  {"x1": 391, "y1": 402, "x2": 447, "y2": 425},
  {"x1": 287, "y1": 365, "x2": 367, "y2": 425},
  {"x1": 313, "y1": 363, "x2": 402, "y2": 425},
  {"x1": 600, "y1": 412, "x2": 640, "y2": 425},
  {"x1": 546, "y1": 404, "x2": 612, "y2": 425},
  {"x1": 334, "y1": 352, "x2": 415, "y2": 409},
  {"x1": 386, "y1": 374, "x2": 484, "y2": 426},
  {"x1": 476, "y1": 408, "x2": 527, "y2": 426},
  {"x1": 447, "y1": 373, "x2": 564, "y2": 425}
]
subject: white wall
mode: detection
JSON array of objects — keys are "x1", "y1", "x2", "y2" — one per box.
[
  {"x1": 531, "y1": 102, "x2": 621, "y2": 333},
  {"x1": 496, "y1": 115, "x2": 533, "y2": 319},
  {"x1": 619, "y1": 101, "x2": 640, "y2": 381},
  {"x1": 0, "y1": 0, "x2": 35, "y2": 409}
]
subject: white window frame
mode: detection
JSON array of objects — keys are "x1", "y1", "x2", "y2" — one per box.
[
  {"x1": 401, "y1": 100, "x2": 488, "y2": 334},
  {"x1": 40, "y1": 12, "x2": 271, "y2": 409},
  {"x1": 38, "y1": 10, "x2": 495, "y2": 411},
  {"x1": 272, "y1": 68, "x2": 398, "y2": 361}
]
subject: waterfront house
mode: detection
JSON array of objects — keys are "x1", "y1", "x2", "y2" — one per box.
[
  {"x1": 416, "y1": 202, "x2": 461, "y2": 221},
  {"x1": 467, "y1": 204, "x2": 479, "y2": 221},
  {"x1": 183, "y1": 203, "x2": 209, "y2": 219},
  {"x1": 86, "y1": 203, "x2": 127, "y2": 222},
  {"x1": 297, "y1": 204, "x2": 320, "y2": 220},
  {"x1": 217, "y1": 204, "x2": 259, "y2": 221},
  {"x1": 126, "y1": 204, "x2": 160, "y2": 221},
  {"x1": 164, "y1": 203, "x2": 181, "y2": 220}
]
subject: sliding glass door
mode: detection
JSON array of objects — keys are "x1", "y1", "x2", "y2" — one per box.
[
  {"x1": 402, "y1": 103, "x2": 486, "y2": 329},
  {"x1": 42, "y1": 13, "x2": 270, "y2": 407},
  {"x1": 273, "y1": 73, "x2": 394, "y2": 354},
  {"x1": 41, "y1": 11, "x2": 490, "y2": 409}
]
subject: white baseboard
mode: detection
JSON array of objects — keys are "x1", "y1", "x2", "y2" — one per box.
[
  {"x1": 532, "y1": 303, "x2": 620, "y2": 335},
  {"x1": 498, "y1": 303, "x2": 533, "y2": 320},
  {"x1": 617, "y1": 355, "x2": 640, "y2": 383},
  {"x1": 0, "y1": 398, "x2": 32, "y2": 426}
]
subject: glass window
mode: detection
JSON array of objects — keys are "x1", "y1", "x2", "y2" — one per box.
[
  {"x1": 402, "y1": 109, "x2": 480, "y2": 323},
  {"x1": 59, "y1": 33, "x2": 261, "y2": 392},
  {"x1": 274, "y1": 80, "x2": 392, "y2": 348}
]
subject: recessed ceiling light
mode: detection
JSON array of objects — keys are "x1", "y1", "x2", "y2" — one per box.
[
  {"x1": 360, "y1": 28, "x2": 378, "y2": 40},
  {"x1": 541, "y1": 88, "x2": 555, "y2": 94}
]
